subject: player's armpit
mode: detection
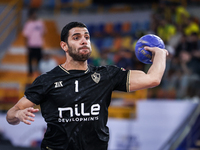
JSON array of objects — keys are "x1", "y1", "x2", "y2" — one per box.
[
  {"x1": 6, "y1": 97, "x2": 39, "y2": 125},
  {"x1": 128, "y1": 70, "x2": 161, "y2": 92}
]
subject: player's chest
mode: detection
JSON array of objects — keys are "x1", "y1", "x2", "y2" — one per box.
[
  {"x1": 52, "y1": 72, "x2": 102, "y2": 91},
  {"x1": 46, "y1": 72, "x2": 109, "y2": 105}
]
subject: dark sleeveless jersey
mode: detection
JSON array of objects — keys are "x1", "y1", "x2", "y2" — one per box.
[{"x1": 25, "y1": 65, "x2": 130, "y2": 150}]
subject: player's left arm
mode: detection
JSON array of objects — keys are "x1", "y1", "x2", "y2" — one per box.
[{"x1": 128, "y1": 46, "x2": 168, "y2": 92}]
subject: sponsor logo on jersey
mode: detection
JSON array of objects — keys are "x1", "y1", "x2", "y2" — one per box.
[
  {"x1": 58, "y1": 103, "x2": 100, "y2": 123},
  {"x1": 91, "y1": 72, "x2": 100, "y2": 83},
  {"x1": 54, "y1": 81, "x2": 63, "y2": 88}
]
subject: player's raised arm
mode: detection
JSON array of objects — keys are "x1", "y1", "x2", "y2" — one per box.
[
  {"x1": 129, "y1": 46, "x2": 168, "y2": 92},
  {"x1": 6, "y1": 97, "x2": 39, "y2": 125}
]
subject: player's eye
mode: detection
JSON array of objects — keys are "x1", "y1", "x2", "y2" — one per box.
[
  {"x1": 85, "y1": 36, "x2": 90, "y2": 40},
  {"x1": 73, "y1": 36, "x2": 79, "y2": 40}
]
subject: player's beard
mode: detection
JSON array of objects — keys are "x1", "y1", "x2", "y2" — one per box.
[{"x1": 68, "y1": 45, "x2": 91, "y2": 62}]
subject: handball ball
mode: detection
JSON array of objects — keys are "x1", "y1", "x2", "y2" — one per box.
[{"x1": 135, "y1": 34, "x2": 165, "y2": 64}]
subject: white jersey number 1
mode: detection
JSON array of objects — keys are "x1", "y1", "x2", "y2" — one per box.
[{"x1": 75, "y1": 80, "x2": 79, "y2": 92}]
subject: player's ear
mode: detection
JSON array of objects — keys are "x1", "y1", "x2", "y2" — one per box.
[{"x1": 60, "y1": 41, "x2": 68, "y2": 52}]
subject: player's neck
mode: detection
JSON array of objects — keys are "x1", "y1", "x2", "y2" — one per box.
[{"x1": 62, "y1": 60, "x2": 88, "y2": 71}]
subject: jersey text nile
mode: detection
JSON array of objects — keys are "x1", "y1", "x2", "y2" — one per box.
[{"x1": 58, "y1": 103, "x2": 100, "y2": 118}]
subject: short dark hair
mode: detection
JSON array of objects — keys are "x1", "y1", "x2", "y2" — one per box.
[{"x1": 60, "y1": 22, "x2": 87, "y2": 42}]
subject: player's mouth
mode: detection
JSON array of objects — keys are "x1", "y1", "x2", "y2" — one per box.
[{"x1": 78, "y1": 46, "x2": 90, "y2": 53}]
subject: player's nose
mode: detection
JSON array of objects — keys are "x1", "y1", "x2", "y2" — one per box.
[{"x1": 81, "y1": 37, "x2": 88, "y2": 45}]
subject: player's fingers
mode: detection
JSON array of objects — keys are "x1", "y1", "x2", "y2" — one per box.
[
  {"x1": 22, "y1": 118, "x2": 32, "y2": 125},
  {"x1": 144, "y1": 46, "x2": 169, "y2": 56},
  {"x1": 32, "y1": 108, "x2": 39, "y2": 112},
  {"x1": 144, "y1": 46, "x2": 161, "y2": 52},
  {"x1": 19, "y1": 108, "x2": 37, "y2": 124},
  {"x1": 22, "y1": 114, "x2": 35, "y2": 125},
  {"x1": 25, "y1": 109, "x2": 36, "y2": 120},
  {"x1": 27, "y1": 107, "x2": 39, "y2": 113},
  {"x1": 165, "y1": 50, "x2": 169, "y2": 56},
  {"x1": 25, "y1": 116, "x2": 35, "y2": 122},
  {"x1": 144, "y1": 46, "x2": 153, "y2": 51},
  {"x1": 26, "y1": 111, "x2": 36, "y2": 118}
]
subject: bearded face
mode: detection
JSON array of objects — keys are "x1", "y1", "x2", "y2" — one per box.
[
  {"x1": 64, "y1": 27, "x2": 92, "y2": 62},
  {"x1": 67, "y1": 44, "x2": 92, "y2": 61}
]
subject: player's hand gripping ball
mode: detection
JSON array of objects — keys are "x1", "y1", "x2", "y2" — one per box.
[{"x1": 135, "y1": 34, "x2": 165, "y2": 64}]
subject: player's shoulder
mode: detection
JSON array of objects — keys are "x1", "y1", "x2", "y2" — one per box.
[
  {"x1": 89, "y1": 65, "x2": 128, "y2": 77},
  {"x1": 89, "y1": 64, "x2": 120, "y2": 72},
  {"x1": 36, "y1": 66, "x2": 62, "y2": 81}
]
